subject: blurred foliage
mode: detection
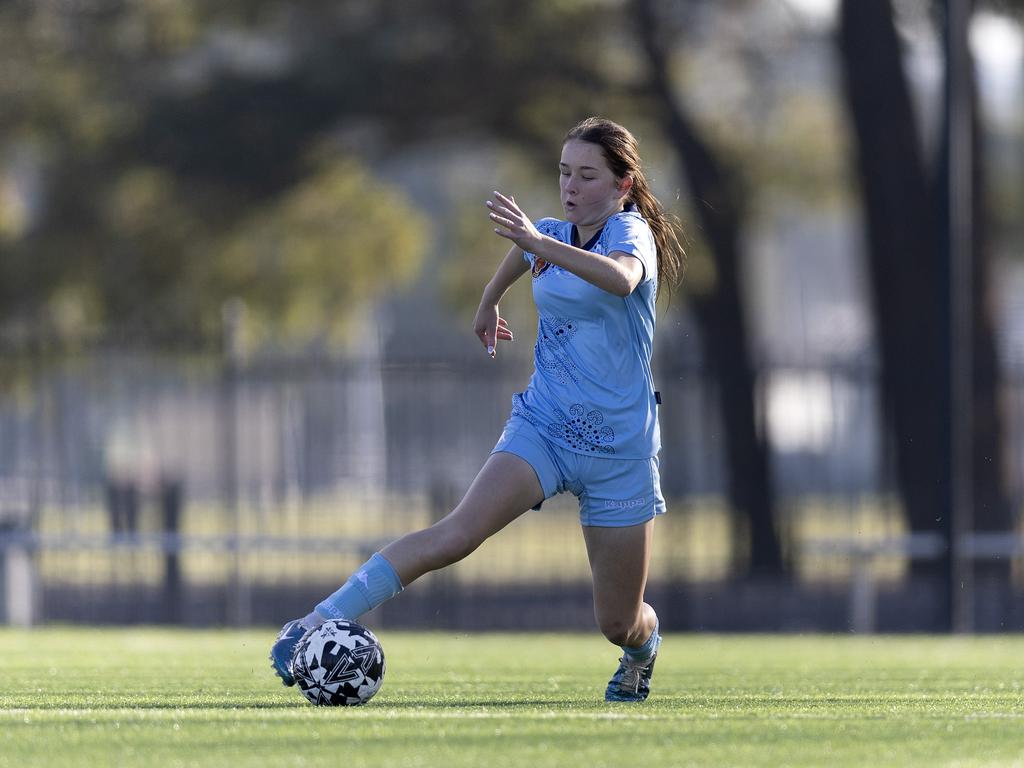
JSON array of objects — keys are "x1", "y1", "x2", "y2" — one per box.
[
  {"x1": 217, "y1": 159, "x2": 427, "y2": 344},
  {"x1": 0, "y1": 0, "x2": 1020, "y2": 345},
  {"x1": 0, "y1": 0, "x2": 635, "y2": 345}
]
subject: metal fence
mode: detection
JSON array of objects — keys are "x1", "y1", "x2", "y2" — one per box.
[{"x1": 1, "y1": 340, "x2": 1022, "y2": 631}]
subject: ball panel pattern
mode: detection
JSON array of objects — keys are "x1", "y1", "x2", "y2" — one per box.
[{"x1": 292, "y1": 619, "x2": 385, "y2": 706}]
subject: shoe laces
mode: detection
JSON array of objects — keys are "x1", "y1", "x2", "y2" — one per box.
[{"x1": 615, "y1": 656, "x2": 648, "y2": 692}]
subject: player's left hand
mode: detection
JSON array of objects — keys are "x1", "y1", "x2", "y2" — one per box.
[{"x1": 487, "y1": 191, "x2": 542, "y2": 252}]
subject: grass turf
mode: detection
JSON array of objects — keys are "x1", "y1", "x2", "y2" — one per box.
[{"x1": 1, "y1": 629, "x2": 1022, "y2": 767}]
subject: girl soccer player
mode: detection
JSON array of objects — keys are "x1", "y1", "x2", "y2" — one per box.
[{"x1": 272, "y1": 117, "x2": 685, "y2": 702}]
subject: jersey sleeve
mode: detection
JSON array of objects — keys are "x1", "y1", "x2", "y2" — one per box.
[{"x1": 605, "y1": 213, "x2": 657, "y2": 283}]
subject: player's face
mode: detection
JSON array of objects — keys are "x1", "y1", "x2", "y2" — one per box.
[{"x1": 559, "y1": 139, "x2": 628, "y2": 230}]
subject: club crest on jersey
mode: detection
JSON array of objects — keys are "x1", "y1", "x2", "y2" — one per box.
[{"x1": 532, "y1": 258, "x2": 550, "y2": 278}]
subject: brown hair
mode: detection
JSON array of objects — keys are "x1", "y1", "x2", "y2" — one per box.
[{"x1": 564, "y1": 117, "x2": 685, "y2": 298}]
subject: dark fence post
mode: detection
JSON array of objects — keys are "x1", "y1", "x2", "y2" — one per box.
[
  {"x1": 161, "y1": 478, "x2": 184, "y2": 624},
  {"x1": 105, "y1": 478, "x2": 140, "y2": 535},
  {"x1": 940, "y1": 0, "x2": 975, "y2": 633},
  {"x1": 222, "y1": 300, "x2": 249, "y2": 626}
]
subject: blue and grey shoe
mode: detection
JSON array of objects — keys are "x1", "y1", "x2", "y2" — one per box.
[
  {"x1": 604, "y1": 635, "x2": 661, "y2": 702},
  {"x1": 269, "y1": 619, "x2": 308, "y2": 686}
]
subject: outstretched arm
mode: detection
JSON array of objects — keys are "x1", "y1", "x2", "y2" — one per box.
[
  {"x1": 487, "y1": 191, "x2": 643, "y2": 297},
  {"x1": 473, "y1": 245, "x2": 529, "y2": 358}
]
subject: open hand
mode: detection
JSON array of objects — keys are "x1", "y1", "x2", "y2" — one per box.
[{"x1": 487, "y1": 191, "x2": 542, "y2": 252}]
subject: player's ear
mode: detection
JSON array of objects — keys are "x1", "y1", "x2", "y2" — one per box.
[{"x1": 617, "y1": 175, "x2": 633, "y2": 198}]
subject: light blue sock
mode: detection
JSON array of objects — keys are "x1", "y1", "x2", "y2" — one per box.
[
  {"x1": 314, "y1": 552, "x2": 404, "y2": 622},
  {"x1": 622, "y1": 619, "x2": 661, "y2": 664}
]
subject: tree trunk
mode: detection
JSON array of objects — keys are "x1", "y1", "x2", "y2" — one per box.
[
  {"x1": 839, "y1": 0, "x2": 1011, "y2": 588},
  {"x1": 960, "y1": 20, "x2": 1012, "y2": 579},
  {"x1": 634, "y1": 0, "x2": 783, "y2": 575},
  {"x1": 838, "y1": 0, "x2": 948, "y2": 571}
]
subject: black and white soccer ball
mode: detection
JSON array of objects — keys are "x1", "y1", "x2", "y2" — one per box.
[{"x1": 292, "y1": 619, "x2": 386, "y2": 706}]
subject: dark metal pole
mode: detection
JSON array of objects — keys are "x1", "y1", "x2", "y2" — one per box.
[
  {"x1": 942, "y1": 0, "x2": 974, "y2": 633},
  {"x1": 222, "y1": 299, "x2": 249, "y2": 626}
]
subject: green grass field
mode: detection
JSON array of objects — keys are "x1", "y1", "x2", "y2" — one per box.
[{"x1": 1, "y1": 630, "x2": 1022, "y2": 767}]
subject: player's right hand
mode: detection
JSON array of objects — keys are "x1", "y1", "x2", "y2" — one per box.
[{"x1": 473, "y1": 304, "x2": 514, "y2": 358}]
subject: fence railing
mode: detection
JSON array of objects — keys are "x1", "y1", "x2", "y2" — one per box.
[
  {"x1": 2, "y1": 343, "x2": 1023, "y2": 630},
  {"x1": 4, "y1": 529, "x2": 1023, "y2": 630}
]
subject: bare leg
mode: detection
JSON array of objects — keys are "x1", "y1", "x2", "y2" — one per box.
[
  {"x1": 582, "y1": 519, "x2": 657, "y2": 648},
  {"x1": 380, "y1": 451, "x2": 544, "y2": 586},
  {"x1": 272, "y1": 456, "x2": 540, "y2": 686}
]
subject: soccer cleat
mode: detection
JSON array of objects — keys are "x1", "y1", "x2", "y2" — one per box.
[
  {"x1": 270, "y1": 619, "x2": 308, "y2": 686},
  {"x1": 604, "y1": 635, "x2": 661, "y2": 703}
]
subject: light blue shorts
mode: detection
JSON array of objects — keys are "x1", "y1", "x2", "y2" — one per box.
[{"x1": 491, "y1": 413, "x2": 666, "y2": 528}]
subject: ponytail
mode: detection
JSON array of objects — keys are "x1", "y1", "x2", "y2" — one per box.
[{"x1": 628, "y1": 174, "x2": 685, "y2": 299}]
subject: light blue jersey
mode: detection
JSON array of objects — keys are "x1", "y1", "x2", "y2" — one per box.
[{"x1": 512, "y1": 205, "x2": 660, "y2": 459}]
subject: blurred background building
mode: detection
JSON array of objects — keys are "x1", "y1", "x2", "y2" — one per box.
[{"x1": 0, "y1": 0, "x2": 1022, "y2": 632}]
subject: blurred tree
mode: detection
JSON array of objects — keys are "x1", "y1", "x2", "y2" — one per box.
[
  {"x1": 0, "y1": 0, "x2": 427, "y2": 345},
  {"x1": 838, "y1": 0, "x2": 1012, "y2": 589},
  {"x1": 951, "y1": 3, "x2": 1017, "y2": 584},
  {"x1": 0, "y1": 0, "x2": 648, "y2": 346},
  {"x1": 215, "y1": 158, "x2": 427, "y2": 343},
  {"x1": 633, "y1": 0, "x2": 784, "y2": 576}
]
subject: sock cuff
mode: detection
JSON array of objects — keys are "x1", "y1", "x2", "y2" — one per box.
[
  {"x1": 315, "y1": 553, "x2": 402, "y2": 621},
  {"x1": 622, "y1": 619, "x2": 660, "y2": 662},
  {"x1": 368, "y1": 552, "x2": 404, "y2": 595},
  {"x1": 344, "y1": 552, "x2": 404, "y2": 608}
]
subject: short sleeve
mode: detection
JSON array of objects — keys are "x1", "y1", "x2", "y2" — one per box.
[{"x1": 605, "y1": 213, "x2": 657, "y2": 283}]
